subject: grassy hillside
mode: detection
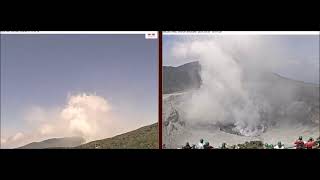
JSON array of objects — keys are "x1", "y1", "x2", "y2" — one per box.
[
  {"x1": 17, "y1": 137, "x2": 85, "y2": 149},
  {"x1": 76, "y1": 123, "x2": 158, "y2": 149}
]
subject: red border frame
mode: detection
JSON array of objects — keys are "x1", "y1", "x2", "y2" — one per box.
[{"x1": 158, "y1": 31, "x2": 163, "y2": 149}]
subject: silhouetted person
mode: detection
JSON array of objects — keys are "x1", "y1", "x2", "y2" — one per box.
[
  {"x1": 182, "y1": 142, "x2": 192, "y2": 149},
  {"x1": 294, "y1": 136, "x2": 305, "y2": 149}
]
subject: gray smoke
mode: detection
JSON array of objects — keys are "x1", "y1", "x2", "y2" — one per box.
[{"x1": 170, "y1": 36, "x2": 319, "y2": 137}]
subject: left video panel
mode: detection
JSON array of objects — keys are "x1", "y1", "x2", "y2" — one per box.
[{"x1": 0, "y1": 31, "x2": 159, "y2": 149}]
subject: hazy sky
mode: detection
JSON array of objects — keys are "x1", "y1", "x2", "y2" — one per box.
[
  {"x1": 1, "y1": 34, "x2": 158, "y2": 147},
  {"x1": 163, "y1": 35, "x2": 319, "y2": 84}
]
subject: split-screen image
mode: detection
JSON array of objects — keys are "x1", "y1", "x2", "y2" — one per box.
[{"x1": 1, "y1": 31, "x2": 319, "y2": 149}]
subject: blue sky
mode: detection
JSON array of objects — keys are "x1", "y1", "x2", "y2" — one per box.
[
  {"x1": 163, "y1": 35, "x2": 319, "y2": 84},
  {"x1": 1, "y1": 34, "x2": 158, "y2": 140}
]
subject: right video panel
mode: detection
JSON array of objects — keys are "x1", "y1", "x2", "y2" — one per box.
[{"x1": 162, "y1": 32, "x2": 320, "y2": 149}]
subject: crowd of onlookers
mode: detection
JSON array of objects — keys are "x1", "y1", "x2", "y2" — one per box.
[{"x1": 162, "y1": 136, "x2": 320, "y2": 149}]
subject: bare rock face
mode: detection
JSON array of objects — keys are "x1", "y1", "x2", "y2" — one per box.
[
  {"x1": 163, "y1": 61, "x2": 319, "y2": 148},
  {"x1": 163, "y1": 105, "x2": 185, "y2": 148},
  {"x1": 218, "y1": 123, "x2": 267, "y2": 137},
  {"x1": 165, "y1": 108, "x2": 185, "y2": 131},
  {"x1": 163, "y1": 61, "x2": 201, "y2": 94}
]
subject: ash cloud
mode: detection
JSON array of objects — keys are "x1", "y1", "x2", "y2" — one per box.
[
  {"x1": 1, "y1": 93, "x2": 120, "y2": 148},
  {"x1": 169, "y1": 36, "x2": 319, "y2": 137}
]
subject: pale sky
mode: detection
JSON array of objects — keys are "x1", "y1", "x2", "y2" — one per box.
[
  {"x1": 163, "y1": 35, "x2": 319, "y2": 84},
  {"x1": 1, "y1": 34, "x2": 158, "y2": 147}
]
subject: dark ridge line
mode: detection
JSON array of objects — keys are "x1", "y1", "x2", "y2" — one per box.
[
  {"x1": 164, "y1": 61, "x2": 319, "y2": 87},
  {"x1": 273, "y1": 73, "x2": 320, "y2": 87},
  {"x1": 163, "y1": 61, "x2": 199, "y2": 68}
]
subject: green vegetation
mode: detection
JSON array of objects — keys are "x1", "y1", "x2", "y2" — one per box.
[{"x1": 76, "y1": 123, "x2": 158, "y2": 149}]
